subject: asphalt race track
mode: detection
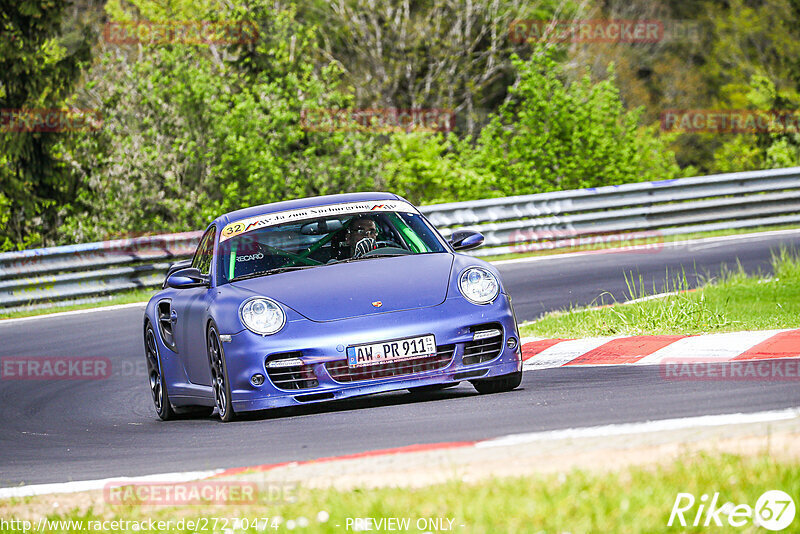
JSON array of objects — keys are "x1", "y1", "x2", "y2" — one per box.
[{"x1": 2, "y1": 231, "x2": 800, "y2": 486}]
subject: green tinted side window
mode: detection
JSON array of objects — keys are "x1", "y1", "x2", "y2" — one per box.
[{"x1": 192, "y1": 227, "x2": 216, "y2": 275}]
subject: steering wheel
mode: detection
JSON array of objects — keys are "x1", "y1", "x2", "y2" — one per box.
[
  {"x1": 376, "y1": 239, "x2": 403, "y2": 249},
  {"x1": 360, "y1": 246, "x2": 413, "y2": 258}
]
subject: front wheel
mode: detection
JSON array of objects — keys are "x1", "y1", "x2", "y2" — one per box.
[
  {"x1": 471, "y1": 371, "x2": 522, "y2": 394},
  {"x1": 208, "y1": 322, "x2": 235, "y2": 422}
]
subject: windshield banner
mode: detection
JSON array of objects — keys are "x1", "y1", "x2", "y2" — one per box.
[{"x1": 219, "y1": 200, "x2": 419, "y2": 242}]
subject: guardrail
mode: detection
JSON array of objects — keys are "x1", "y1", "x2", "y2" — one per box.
[
  {"x1": 0, "y1": 232, "x2": 201, "y2": 311},
  {"x1": 423, "y1": 166, "x2": 800, "y2": 256},
  {"x1": 2, "y1": 166, "x2": 800, "y2": 311}
]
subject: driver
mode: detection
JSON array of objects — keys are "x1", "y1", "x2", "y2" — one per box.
[{"x1": 345, "y1": 216, "x2": 379, "y2": 258}]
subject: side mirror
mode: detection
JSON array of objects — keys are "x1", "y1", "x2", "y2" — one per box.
[
  {"x1": 162, "y1": 260, "x2": 193, "y2": 288},
  {"x1": 449, "y1": 229, "x2": 484, "y2": 251},
  {"x1": 166, "y1": 259, "x2": 192, "y2": 277},
  {"x1": 166, "y1": 267, "x2": 209, "y2": 289}
]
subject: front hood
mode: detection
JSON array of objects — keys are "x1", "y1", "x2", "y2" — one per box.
[{"x1": 228, "y1": 253, "x2": 455, "y2": 321}]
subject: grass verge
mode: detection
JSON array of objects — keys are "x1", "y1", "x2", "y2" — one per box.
[
  {"x1": 521, "y1": 248, "x2": 800, "y2": 338},
  {"x1": 2, "y1": 452, "x2": 797, "y2": 532},
  {"x1": 0, "y1": 289, "x2": 155, "y2": 320}
]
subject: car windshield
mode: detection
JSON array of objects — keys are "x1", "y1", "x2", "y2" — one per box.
[{"x1": 216, "y1": 209, "x2": 447, "y2": 284}]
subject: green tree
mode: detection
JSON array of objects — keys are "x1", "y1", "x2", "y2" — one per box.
[
  {"x1": 61, "y1": 1, "x2": 385, "y2": 242},
  {"x1": 378, "y1": 132, "x2": 495, "y2": 204},
  {"x1": 468, "y1": 48, "x2": 682, "y2": 196},
  {"x1": 300, "y1": 0, "x2": 578, "y2": 136},
  {"x1": 0, "y1": 0, "x2": 93, "y2": 250}
]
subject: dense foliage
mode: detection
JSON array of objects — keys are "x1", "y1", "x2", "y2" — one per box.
[
  {"x1": 1, "y1": 0, "x2": 799, "y2": 249},
  {"x1": 0, "y1": 0, "x2": 93, "y2": 249}
]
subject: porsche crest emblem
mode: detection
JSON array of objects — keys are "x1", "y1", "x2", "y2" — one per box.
[{"x1": 372, "y1": 301, "x2": 383, "y2": 308}]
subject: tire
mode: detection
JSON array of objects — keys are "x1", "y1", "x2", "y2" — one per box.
[
  {"x1": 471, "y1": 371, "x2": 522, "y2": 394},
  {"x1": 144, "y1": 322, "x2": 176, "y2": 420},
  {"x1": 208, "y1": 322, "x2": 235, "y2": 422}
]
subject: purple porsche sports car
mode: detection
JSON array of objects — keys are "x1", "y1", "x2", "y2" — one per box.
[{"x1": 143, "y1": 193, "x2": 522, "y2": 421}]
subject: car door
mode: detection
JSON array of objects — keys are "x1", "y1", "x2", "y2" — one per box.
[{"x1": 171, "y1": 226, "x2": 216, "y2": 386}]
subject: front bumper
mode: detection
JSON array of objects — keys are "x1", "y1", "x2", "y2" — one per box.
[{"x1": 223, "y1": 294, "x2": 522, "y2": 412}]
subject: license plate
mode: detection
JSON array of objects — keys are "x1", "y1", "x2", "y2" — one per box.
[{"x1": 347, "y1": 335, "x2": 436, "y2": 367}]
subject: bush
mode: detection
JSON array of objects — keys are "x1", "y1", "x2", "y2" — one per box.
[
  {"x1": 61, "y1": 3, "x2": 384, "y2": 242},
  {"x1": 467, "y1": 48, "x2": 683, "y2": 196}
]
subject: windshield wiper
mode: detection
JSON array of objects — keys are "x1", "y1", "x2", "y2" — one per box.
[
  {"x1": 330, "y1": 253, "x2": 408, "y2": 265},
  {"x1": 230, "y1": 265, "x2": 316, "y2": 282}
]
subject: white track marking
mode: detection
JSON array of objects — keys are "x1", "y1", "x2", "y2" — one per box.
[
  {"x1": 475, "y1": 408, "x2": 800, "y2": 448},
  {"x1": 0, "y1": 302, "x2": 147, "y2": 325},
  {"x1": 3, "y1": 408, "x2": 798, "y2": 499},
  {"x1": 522, "y1": 337, "x2": 613, "y2": 369},
  {"x1": 0, "y1": 469, "x2": 222, "y2": 499},
  {"x1": 625, "y1": 291, "x2": 683, "y2": 304},
  {"x1": 517, "y1": 290, "x2": 687, "y2": 329},
  {"x1": 635, "y1": 330, "x2": 787, "y2": 365}
]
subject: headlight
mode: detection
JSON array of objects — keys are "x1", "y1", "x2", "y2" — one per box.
[
  {"x1": 458, "y1": 267, "x2": 500, "y2": 304},
  {"x1": 239, "y1": 297, "x2": 285, "y2": 335}
]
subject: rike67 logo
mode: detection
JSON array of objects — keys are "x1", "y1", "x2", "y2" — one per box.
[{"x1": 669, "y1": 490, "x2": 796, "y2": 530}]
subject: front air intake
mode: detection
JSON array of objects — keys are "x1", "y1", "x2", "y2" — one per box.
[
  {"x1": 265, "y1": 352, "x2": 318, "y2": 390},
  {"x1": 462, "y1": 323, "x2": 503, "y2": 365}
]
